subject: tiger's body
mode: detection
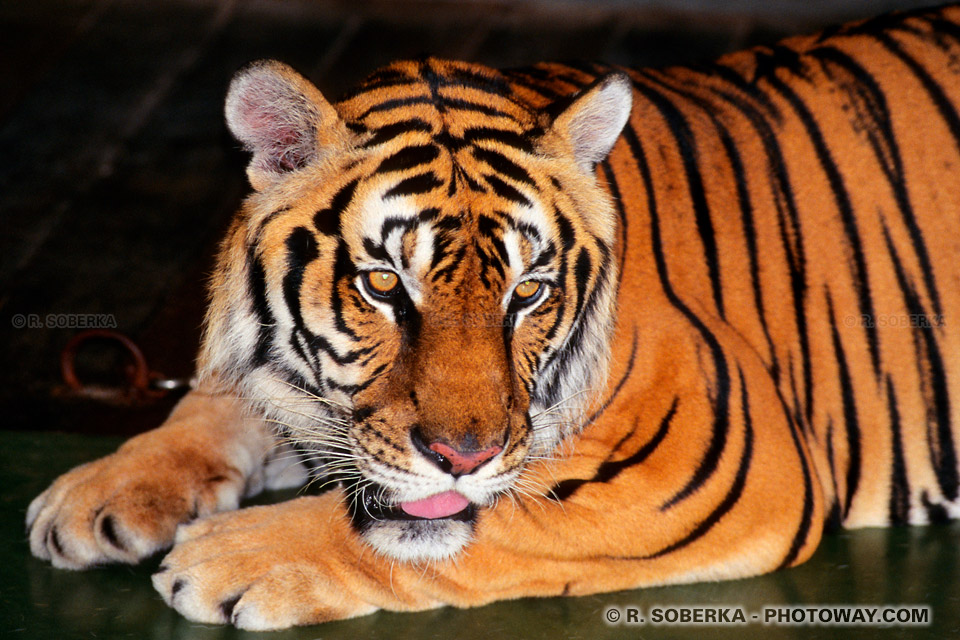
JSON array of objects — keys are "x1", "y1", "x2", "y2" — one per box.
[{"x1": 27, "y1": 4, "x2": 960, "y2": 629}]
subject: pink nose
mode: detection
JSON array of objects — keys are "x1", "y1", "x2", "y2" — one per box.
[{"x1": 428, "y1": 441, "x2": 503, "y2": 475}]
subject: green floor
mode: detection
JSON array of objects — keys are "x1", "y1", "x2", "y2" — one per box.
[{"x1": 3, "y1": 430, "x2": 958, "y2": 640}]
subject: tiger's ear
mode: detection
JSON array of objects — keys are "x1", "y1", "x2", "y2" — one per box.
[
  {"x1": 225, "y1": 60, "x2": 347, "y2": 191},
  {"x1": 548, "y1": 72, "x2": 633, "y2": 173}
]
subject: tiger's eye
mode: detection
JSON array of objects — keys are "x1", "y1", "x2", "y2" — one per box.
[
  {"x1": 367, "y1": 271, "x2": 399, "y2": 295},
  {"x1": 514, "y1": 280, "x2": 541, "y2": 299}
]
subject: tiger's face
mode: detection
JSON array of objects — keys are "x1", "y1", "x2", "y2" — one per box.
[{"x1": 201, "y1": 59, "x2": 632, "y2": 561}]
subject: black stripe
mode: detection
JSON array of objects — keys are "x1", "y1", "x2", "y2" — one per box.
[
  {"x1": 462, "y1": 126, "x2": 534, "y2": 153},
  {"x1": 477, "y1": 214, "x2": 500, "y2": 238},
  {"x1": 554, "y1": 207, "x2": 576, "y2": 251},
  {"x1": 707, "y1": 68, "x2": 815, "y2": 429},
  {"x1": 431, "y1": 245, "x2": 467, "y2": 283},
  {"x1": 699, "y1": 61, "x2": 782, "y2": 123},
  {"x1": 290, "y1": 328, "x2": 322, "y2": 378},
  {"x1": 634, "y1": 74, "x2": 725, "y2": 317},
  {"x1": 764, "y1": 48, "x2": 882, "y2": 376},
  {"x1": 314, "y1": 179, "x2": 358, "y2": 237},
  {"x1": 447, "y1": 65, "x2": 514, "y2": 95},
  {"x1": 486, "y1": 174, "x2": 532, "y2": 207},
  {"x1": 581, "y1": 327, "x2": 638, "y2": 426},
  {"x1": 537, "y1": 225, "x2": 572, "y2": 354},
  {"x1": 418, "y1": 207, "x2": 442, "y2": 223},
  {"x1": 247, "y1": 248, "x2": 275, "y2": 366},
  {"x1": 642, "y1": 374, "x2": 753, "y2": 560},
  {"x1": 571, "y1": 248, "x2": 591, "y2": 324},
  {"x1": 822, "y1": 417, "x2": 842, "y2": 534},
  {"x1": 443, "y1": 97, "x2": 515, "y2": 119},
  {"x1": 376, "y1": 144, "x2": 439, "y2": 174},
  {"x1": 384, "y1": 172, "x2": 444, "y2": 198},
  {"x1": 489, "y1": 235, "x2": 510, "y2": 274},
  {"x1": 600, "y1": 161, "x2": 628, "y2": 298},
  {"x1": 278, "y1": 367, "x2": 325, "y2": 405},
  {"x1": 873, "y1": 28, "x2": 960, "y2": 158},
  {"x1": 623, "y1": 124, "x2": 732, "y2": 511},
  {"x1": 921, "y1": 490, "x2": 950, "y2": 524},
  {"x1": 542, "y1": 240, "x2": 611, "y2": 402},
  {"x1": 720, "y1": 121, "x2": 777, "y2": 367},
  {"x1": 770, "y1": 359, "x2": 817, "y2": 569},
  {"x1": 650, "y1": 69, "x2": 778, "y2": 376},
  {"x1": 530, "y1": 242, "x2": 557, "y2": 270},
  {"x1": 472, "y1": 147, "x2": 536, "y2": 187},
  {"x1": 813, "y1": 46, "x2": 942, "y2": 318},
  {"x1": 503, "y1": 66, "x2": 568, "y2": 101},
  {"x1": 509, "y1": 219, "x2": 543, "y2": 245},
  {"x1": 338, "y1": 70, "x2": 418, "y2": 101},
  {"x1": 429, "y1": 234, "x2": 455, "y2": 272},
  {"x1": 283, "y1": 228, "x2": 333, "y2": 377},
  {"x1": 362, "y1": 238, "x2": 389, "y2": 263},
  {"x1": 550, "y1": 398, "x2": 678, "y2": 501},
  {"x1": 827, "y1": 292, "x2": 861, "y2": 519},
  {"x1": 330, "y1": 242, "x2": 361, "y2": 341},
  {"x1": 361, "y1": 119, "x2": 433, "y2": 148},
  {"x1": 380, "y1": 216, "x2": 417, "y2": 243},
  {"x1": 283, "y1": 227, "x2": 319, "y2": 327},
  {"x1": 477, "y1": 238, "x2": 506, "y2": 282},
  {"x1": 886, "y1": 376, "x2": 911, "y2": 525},
  {"x1": 253, "y1": 206, "x2": 291, "y2": 243},
  {"x1": 324, "y1": 362, "x2": 388, "y2": 396},
  {"x1": 882, "y1": 223, "x2": 957, "y2": 501},
  {"x1": 358, "y1": 96, "x2": 433, "y2": 121}
]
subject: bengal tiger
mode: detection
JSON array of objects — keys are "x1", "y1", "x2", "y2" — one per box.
[{"x1": 26, "y1": 3, "x2": 960, "y2": 630}]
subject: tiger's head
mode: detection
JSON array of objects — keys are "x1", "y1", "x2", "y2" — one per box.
[{"x1": 199, "y1": 58, "x2": 632, "y2": 561}]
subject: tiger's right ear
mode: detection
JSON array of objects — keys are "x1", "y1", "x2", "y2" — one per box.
[
  {"x1": 547, "y1": 72, "x2": 633, "y2": 174},
  {"x1": 225, "y1": 60, "x2": 348, "y2": 191}
]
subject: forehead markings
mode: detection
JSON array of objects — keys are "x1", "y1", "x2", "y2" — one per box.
[
  {"x1": 314, "y1": 179, "x2": 360, "y2": 237},
  {"x1": 502, "y1": 228, "x2": 526, "y2": 284},
  {"x1": 483, "y1": 206, "x2": 557, "y2": 278}
]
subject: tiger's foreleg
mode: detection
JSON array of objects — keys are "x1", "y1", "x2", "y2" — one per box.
[{"x1": 26, "y1": 386, "x2": 296, "y2": 569}]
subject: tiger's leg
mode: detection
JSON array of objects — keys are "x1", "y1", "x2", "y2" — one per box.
[
  {"x1": 152, "y1": 341, "x2": 826, "y2": 630},
  {"x1": 26, "y1": 386, "x2": 301, "y2": 569}
]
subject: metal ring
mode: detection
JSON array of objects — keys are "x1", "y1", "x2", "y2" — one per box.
[{"x1": 60, "y1": 329, "x2": 151, "y2": 396}]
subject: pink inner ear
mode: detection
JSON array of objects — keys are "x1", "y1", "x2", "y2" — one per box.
[{"x1": 232, "y1": 77, "x2": 315, "y2": 173}]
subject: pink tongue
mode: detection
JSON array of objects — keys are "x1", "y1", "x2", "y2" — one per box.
[{"x1": 400, "y1": 491, "x2": 470, "y2": 519}]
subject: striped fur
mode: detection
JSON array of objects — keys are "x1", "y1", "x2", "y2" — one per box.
[{"x1": 28, "y1": 4, "x2": 960, "y2": 629}]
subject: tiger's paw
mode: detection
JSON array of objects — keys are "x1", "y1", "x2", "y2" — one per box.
[
  {"x1": 26, "y1": 442, "x2": 247, "y2": 569},
  {"x1": 152, "y1": 497, "x2": 378, "y2": 630}
]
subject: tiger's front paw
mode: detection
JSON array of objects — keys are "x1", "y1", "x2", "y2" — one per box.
[
  {"x1": 27, "y1": 441, "x2": 247, "y2": 569},
  {"x1": 152, "y1": 497, "x2": 379, "y2": 630}
]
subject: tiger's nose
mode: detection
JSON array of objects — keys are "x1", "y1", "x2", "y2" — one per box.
[{"x1": 411, "y1": 428, "x2": 504, "y2": 476}]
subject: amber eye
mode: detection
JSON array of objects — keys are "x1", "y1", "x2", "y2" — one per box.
[
  {"x1": 513, "y1": 280, "x2": 542, "y2": 300},
  {"x1": 365, "y1": 270, "x2": 400, "y2": 297}
]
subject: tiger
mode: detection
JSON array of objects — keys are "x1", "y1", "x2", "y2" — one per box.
[{"x1": 25, "y1": 3, "x2": 960, "y2": 630}]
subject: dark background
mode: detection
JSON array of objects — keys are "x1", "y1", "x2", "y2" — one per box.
[{"x1": 0, "y1": 0, "x2": 936, "y2": 436}]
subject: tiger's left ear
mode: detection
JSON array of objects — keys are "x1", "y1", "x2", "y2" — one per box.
[
  {"x1": 548, "y1": 72, "x2": 633, "y2": 173},
  {"x1": 225, "y1": 60, "x2": 349, "y2": 191}
]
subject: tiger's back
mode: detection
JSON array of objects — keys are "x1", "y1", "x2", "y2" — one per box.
[{"x1": 537, "y1": 3, "x2": 960, "y2": 534}]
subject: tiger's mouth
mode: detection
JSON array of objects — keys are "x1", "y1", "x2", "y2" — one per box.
[
  {"x1": 335, "y1": 466, "x2": 499, "y2": 561},
  {"x1": 351, "y1": 480, "x2": 478, "y2": 523}
]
